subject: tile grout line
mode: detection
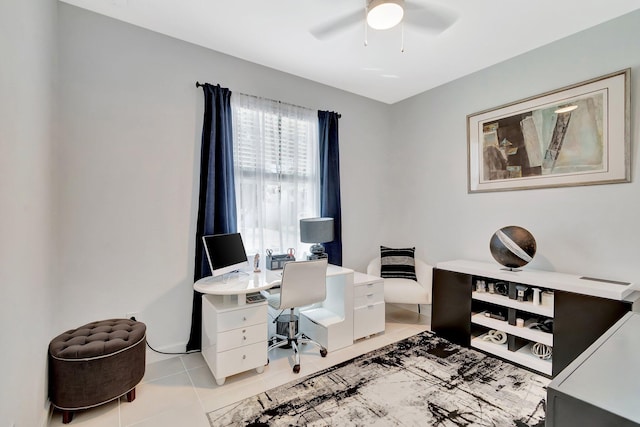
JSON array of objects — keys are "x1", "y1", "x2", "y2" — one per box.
[{"x1": 180, "y1": 355, "x2": 208, "y2": 414}]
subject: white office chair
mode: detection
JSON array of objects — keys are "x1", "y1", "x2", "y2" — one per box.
[
  {"x1": 367, "y1": 257, "x2": 433, "y2": 313},
  {"x1": 267, "y1": 259, "x2": 329, "y2": 373}
]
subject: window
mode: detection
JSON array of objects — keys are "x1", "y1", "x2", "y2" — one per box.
[{"x1": 231, "y1": 94, "x2": 319, "y2": 259}]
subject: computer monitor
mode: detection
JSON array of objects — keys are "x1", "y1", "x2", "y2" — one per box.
[{"x1": 202, "y1": 233, "x2": 249, "y2": 277}]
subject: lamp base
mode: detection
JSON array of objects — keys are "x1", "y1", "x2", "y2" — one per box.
[
  {"x1": 309, "y1": 243, "x2": 325, "y2": 254},
  {"x1": 306, "y1": 253, "x2": 328, "y2": 260}
]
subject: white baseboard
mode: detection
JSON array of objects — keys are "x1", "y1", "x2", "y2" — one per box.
[{"x1": 41, "y1": 399, "x2": 53, "y2": 427}]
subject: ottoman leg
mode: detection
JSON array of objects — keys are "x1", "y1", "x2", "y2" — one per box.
[
  {"x1": 126, "y1": 388, "x2": 136, "y2": 402},
  {"x1": 62, "y1": 410, "x2": 74, "y2": 424}
]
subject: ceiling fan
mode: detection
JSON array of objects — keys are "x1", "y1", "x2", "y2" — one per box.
[{"x1": 310, "y1": 0, "x2": 458, "y2": 41}]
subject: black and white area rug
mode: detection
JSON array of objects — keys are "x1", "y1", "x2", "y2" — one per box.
[{"x1": 208, "y1": 331, "x2": 549, "y2": 426}]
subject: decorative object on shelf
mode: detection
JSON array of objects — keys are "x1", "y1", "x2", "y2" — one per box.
[
  {"x1": 494, "y1": 281, "x2": 509, "y2": 296},
  {"x1": 467, "y1": 69, "x2": 629, "y2": 193},
  {"x1": 488, "y1": 282, "x2": 495, "y2": 293},
  {"x1": 253, "y1": 253, "x2": 261, "y2": 273},
  {"x1": 515, "y1": 284, "x2": 529, "y2": 302},
  {"x1": 516, "y1": 318, "x2": 525, "y2": 327},
  {"x1": 541, "y1": 290, "x2": 554, "y2": 307},
  {"x1": 475, "y1": 279, "x2": 487, "y2": 292},
  {"x1": 531, "y1": 342, "x2": 553, "y2": 360},
  {"x1": 483, "y1": 311, "x2": 506, "y2": 321},
  {"x1": 300, "y1": 217, "x2": 334, "y2": 260},
  {"x1": 490, "y1": 226, "x2": 537, "y2": 270},
  {"x1": 482, "y1": 329, "x2": 508, "y2": 344},
  {"x1": 529, "y1": 319, "x2": 554, "y2": 334},
  {"x1": 532, "y1": 288, "x2": 541, "y2": 305}
]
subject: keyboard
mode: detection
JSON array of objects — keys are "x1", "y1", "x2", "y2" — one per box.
[{"x1": 246, "y1": 292, "x2": 267, "y2": 304}]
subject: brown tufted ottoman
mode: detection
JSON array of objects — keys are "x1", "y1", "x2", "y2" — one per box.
[{"x1": 48, "y1": 318, "x2": 146, "y2": 423}]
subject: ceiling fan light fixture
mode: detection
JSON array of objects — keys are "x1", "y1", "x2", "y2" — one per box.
[{"x1": 367, "y1": 0, "x2": 405, "y2": 30}]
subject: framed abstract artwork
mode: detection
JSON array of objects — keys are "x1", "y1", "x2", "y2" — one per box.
[{"x1": 467, "y1": 69, "x2": 630, "y2": 193}]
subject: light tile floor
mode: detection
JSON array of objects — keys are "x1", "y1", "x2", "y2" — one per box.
[{"x1": 48, "y1": 305, "x2": 430, "y2": 427}]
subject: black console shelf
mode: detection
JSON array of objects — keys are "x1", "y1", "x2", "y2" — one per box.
[{"x1": 431, "y1": 260, "x2": 637, "y2": 377}]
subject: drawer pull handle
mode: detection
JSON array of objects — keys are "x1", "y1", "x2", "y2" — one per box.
[
  {"x1": 243, "y1": 355, "x2": 246, "y2": 360},
  {"x1": 242, "y1": 329, "x2": 246, "y2": 333},
  {"x1": 368, "y1": 304, "x2": 374, "y2": 308},
  {"x1": 367, "y1": 293, "x2": 374, "y2": 297},
  {"x1": 243, "y1": 336, "x2": 247, "y2": 341},
  {"x1": 243, "y1": 316, "x2": 247, "y2": 321}
]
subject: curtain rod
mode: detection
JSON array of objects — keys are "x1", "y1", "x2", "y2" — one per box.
[{"x1": 195, "y1": 81, "x2": 341, "y2": 118}]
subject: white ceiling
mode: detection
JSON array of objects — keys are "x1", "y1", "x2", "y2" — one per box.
[{"x1": 60, "y1": 0, "x2": 640, "y2": 104}]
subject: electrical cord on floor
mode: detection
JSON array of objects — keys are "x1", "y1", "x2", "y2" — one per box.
[
  {"x1": 146, "y1": 341, "x2": 200, "y2": 355},
  {"x1": 129, "y1": 316, "x2": 201, "y2": 355}
]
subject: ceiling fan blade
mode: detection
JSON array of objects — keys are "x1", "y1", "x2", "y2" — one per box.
[
  {"x1": 310, "y1": 9, "x2": 363, "y2": 40},
  {"x1": 404, "y1": 1, "x2": 458, "y2": 35}
]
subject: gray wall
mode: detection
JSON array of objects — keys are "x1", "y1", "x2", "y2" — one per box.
[
  {"x1": 389, "y1": 10, "x2": 640, "y2": 283},
  {"x1": 56, "y1": 4, "x2": 391, "y2": 354},
  {"x1": 0, "y1": 0, "x2": 56, "y2": 425}
]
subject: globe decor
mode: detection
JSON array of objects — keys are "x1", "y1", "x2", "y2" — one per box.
[{"x1": 490, "y1": 226, "x2": 537, "y2": 270}]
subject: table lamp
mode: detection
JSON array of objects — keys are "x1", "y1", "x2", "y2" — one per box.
[{"x1": 300, "y1": 217, "x2": 334, "y2": 260}]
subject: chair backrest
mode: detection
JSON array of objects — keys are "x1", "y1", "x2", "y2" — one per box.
[
  {"x1": 277, "y1": 259, "x2": 328, "y2": 310},
  {"x1": 367, "y1": 256, "x2": 433, "y2": 288}
]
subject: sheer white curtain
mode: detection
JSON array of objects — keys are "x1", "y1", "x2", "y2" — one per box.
[{"x1": 231, "y1": 93, "x2": 319, "y2": 260}]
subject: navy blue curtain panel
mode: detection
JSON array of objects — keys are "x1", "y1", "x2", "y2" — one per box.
[
  {"x1": 187, "y1": 83, "x2": 237, "y2": 351},
  {"x1": 318, "y1": 110, "x2": 343, "y2": 266}
]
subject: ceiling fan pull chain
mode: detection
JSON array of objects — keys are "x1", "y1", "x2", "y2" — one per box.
[
  {"x1": 363, "y1": 0, "x2": 368, "y2": 46},
  {"x1": 400, "y1": 21, "x2": 405, "y2": 52},
  {"x1": 364, "y1": 21, "x2": 368, "y2": 46}
]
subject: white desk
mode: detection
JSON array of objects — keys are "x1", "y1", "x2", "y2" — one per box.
[
  {"x1": 194, "y1": 265, "x2": 363, "y2": 384},
  {"x1": 194, "y1": 269, "x2": 282, "y2": 305}
]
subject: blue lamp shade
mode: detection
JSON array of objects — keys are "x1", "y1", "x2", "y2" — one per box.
[{"x1": 300, "y1": 217, "x2": 334, "y2": 258}]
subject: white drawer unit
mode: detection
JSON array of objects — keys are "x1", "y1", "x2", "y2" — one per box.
[
  {"x1": 207, "y1": 341, "x2": 268, "y2": 380},
  {"x1": 216, "y1": 323, "x2": 267, "y2": 352},
  {"x1": 201, "y1": 294, "x2": 268, "y2": 385},
  {"x1": 354, "y1": 302, "x2": 385, "y2": 339},
  {"x1": 216, "y1": 305, "x2": 267, "y2": 332},
  {"x1": 353, "y1": 272, "x2": 385, "y2": 340}
]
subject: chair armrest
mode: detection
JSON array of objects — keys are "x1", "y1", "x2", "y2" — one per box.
[
  {"x1": 415, "y1": 259, "x2": 433, "y2": 293},
  {"x1": 367, "y1": 258, "x2": 381, "y2": 276},
  {"x1": 368, "y1": 256, "x2": 431, "y2": 290}
]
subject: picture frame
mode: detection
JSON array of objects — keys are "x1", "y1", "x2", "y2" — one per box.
[{"x1": 467, "y1": 69, "x2": 630, "y2": 193}]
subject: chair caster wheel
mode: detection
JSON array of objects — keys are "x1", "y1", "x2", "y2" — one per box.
[
  {"x1": 320, "y1": 348, "x2": 327, "y2": 357},
  {"x1": 293, "y1": 364, "x2": 300, "y2": 374},
  {"x1": 266, "y1": 358, "x2": 270, "y2": 365}
]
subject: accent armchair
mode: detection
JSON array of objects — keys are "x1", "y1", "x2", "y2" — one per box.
[{"x1": 367, "y1": 257, "x2": 433, "y2": 312}]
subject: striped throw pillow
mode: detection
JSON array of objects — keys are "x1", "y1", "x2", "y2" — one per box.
[{"x1": 380, "y1": 246, "x2": 417, "y2": 280}]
